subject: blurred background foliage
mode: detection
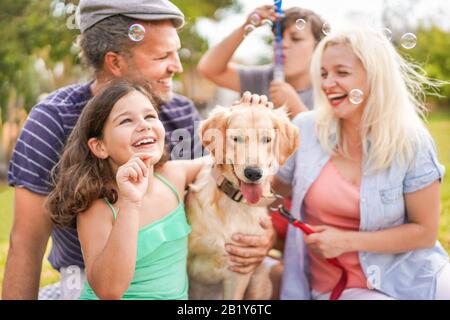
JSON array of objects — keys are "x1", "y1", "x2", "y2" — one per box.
[
  {"x1": 0, "y1": 0, "x2": 241, "y2": 121},
  {"x1": 0, "y1": 0, "x2": 449, "y2": 122},
  {"x1": 0, "y1": 0, "x2": 449, "y2": 157},
  {"x1": 0, "y1": 0, "x2": 240, "y2": 169},
  {"x1": 381, "y1": 0, "x2": 450, "y2": 105}
]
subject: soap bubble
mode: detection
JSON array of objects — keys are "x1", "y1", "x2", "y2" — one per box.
[
  {"x1": 322, "y1": 22, "x2": 331, "y2": 36},
  {"x1": 349, "y1": 89, "x2": 364, "y2": 105},
  {"x1": 295, "y1": 19, "x2": 306, "y2": 31},
  {"x1": 400, "y1": 33, "x2": 417, "y2": 49},
  {"x1": 128, "y1": 24, "x2": 145, "y2": 42},
  {"x1": 249, "y1": 13, "x2": 261, "y2": 26},
  {"x1": 382, "y1": 28, "x2": 392, "y2": 41},
  {"x1": 243, "y1": 24, "x2": 256, "y2": 37},
  {"x1": 262, "y1": 19, "x2": 274, "y2": 28}
]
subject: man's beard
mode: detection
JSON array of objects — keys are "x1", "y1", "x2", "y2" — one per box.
[
  {"x1": 126, "y1": 62, "x2": 174, "y2": 105},
  {"x1": 148, "y1": 82, "x2": 173, "y2": 106}
]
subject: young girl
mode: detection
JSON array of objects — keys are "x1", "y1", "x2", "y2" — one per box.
[
  {"x1": 45, "y1": 80, "x2": 207, "y2": 300},
  {"x1": 274, "y1": 28, "x2": 450, "y2": 300}
]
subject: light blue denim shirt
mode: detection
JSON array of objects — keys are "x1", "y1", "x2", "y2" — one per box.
[{"x1": 277, "y1": 111, "x2": 448, "y2": 300}]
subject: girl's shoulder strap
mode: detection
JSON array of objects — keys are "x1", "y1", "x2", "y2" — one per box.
[
  {"x1": 153, "y1": 173, "x2": 181, "y2": 204},
  {"x1": 102, "y1": 197, "x2": 118, "y2": 220}
]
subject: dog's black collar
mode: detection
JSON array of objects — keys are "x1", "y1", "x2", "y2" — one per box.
[
  {"x1": 218, "y1": 176, "x2": 244, "y2": 202},
  {"x1": 211, "y1": 165, "x2": 244, "y2": 203}
]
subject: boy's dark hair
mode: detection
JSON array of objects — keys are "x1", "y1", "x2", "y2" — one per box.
[{"x1": 272, "y1": 7, "x2": 326, "y2": 44}]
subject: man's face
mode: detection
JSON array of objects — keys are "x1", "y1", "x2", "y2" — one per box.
[{"x1": 125, "y1": 20, "x2": 183, "y2": 104}]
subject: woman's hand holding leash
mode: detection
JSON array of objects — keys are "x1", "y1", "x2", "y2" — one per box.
[
  {"x1": 304, "y1": 225, "x2": 353, "y2": 259},
  {"x1": 270, "y1": 201, "x2": 348, "y2": 300}
]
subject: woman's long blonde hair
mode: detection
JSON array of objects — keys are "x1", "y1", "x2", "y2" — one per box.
[{"x1": 310, "y1": 28, "x2": 443, "y2": 173}]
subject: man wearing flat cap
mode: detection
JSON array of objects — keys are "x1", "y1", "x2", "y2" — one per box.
[{"x1": 3, "y1": 0, "x2": 275, "y2": 300}]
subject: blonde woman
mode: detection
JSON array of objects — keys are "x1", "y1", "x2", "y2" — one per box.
[{"x1": 274, "y1": 28, "x2": 450, "y2": 300}]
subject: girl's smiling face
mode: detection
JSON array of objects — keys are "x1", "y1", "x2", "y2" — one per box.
[
  {"x1": 320, "y1": 43, "x2": 370, "y2": 121},
  {"x1": 90, "y1": 90, "x2": 166, "y2": 170}
]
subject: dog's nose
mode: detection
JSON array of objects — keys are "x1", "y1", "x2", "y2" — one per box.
[{"x1": 244, "y1": 167, "x2": 263, "y2": 182}]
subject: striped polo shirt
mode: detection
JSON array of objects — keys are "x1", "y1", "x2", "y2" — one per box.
[{"x1": 7, "y1": 81, "x2": 203, "y2": 270}]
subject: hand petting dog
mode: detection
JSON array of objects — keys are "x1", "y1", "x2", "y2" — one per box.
[{"x1": 233, "y1": 91, "x2": 274, "y2": 109}]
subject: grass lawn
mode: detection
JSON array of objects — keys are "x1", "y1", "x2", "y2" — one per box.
[
  {"x1": 0, "y1": 108, "x2": 449, "y2": 296},
  {"x1": 427, "y1": 108, "x2": 450, "y2": 252}
]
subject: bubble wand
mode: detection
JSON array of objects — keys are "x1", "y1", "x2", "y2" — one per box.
[{"x1": 273, "y1": 0, "x2": 285, "y2": 81}]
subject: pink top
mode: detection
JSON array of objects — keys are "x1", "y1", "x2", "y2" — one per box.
[{"x1": 303, "y1": 160, "x2": 367, "y2": 294}]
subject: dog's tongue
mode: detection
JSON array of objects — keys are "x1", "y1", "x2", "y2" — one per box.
[{"x1": 239, "y1": 182, "x2": 263, "y2": 204}]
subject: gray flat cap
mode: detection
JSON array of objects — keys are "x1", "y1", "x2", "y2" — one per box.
[{"x1": 79, "y1": 0, "x2": 185, "y2": 32}]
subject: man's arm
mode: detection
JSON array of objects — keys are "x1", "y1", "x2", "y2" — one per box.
[
  {"x1": 225, "y1": 218, "x2": 275, "y2": 274},
  {"x1": 2, "y1": 188, "x2": 52, "y2": 300}
]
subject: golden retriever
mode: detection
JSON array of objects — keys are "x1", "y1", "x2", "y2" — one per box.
[{"x1": 186, "y1": 100, "x2": 300, "y2": 300}]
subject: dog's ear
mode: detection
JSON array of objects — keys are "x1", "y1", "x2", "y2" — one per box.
[
  {"x1": 272, "y1": 107, "x2": 300, "y2": 166},
  {"x1": 199, "y1": 106, "x2": 231, "y2": 163}
]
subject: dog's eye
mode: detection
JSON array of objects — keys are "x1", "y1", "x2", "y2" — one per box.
[
  {"x1": 261, "y1": 136, "x2": 272, "y2": 144},
  {"x1": 232, "y1": 136, "x2": 244, "y2": 143}
]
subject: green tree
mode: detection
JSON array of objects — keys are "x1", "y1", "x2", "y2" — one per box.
[
  {"x1": 381, "y1": 0, "x2": 450, "y2": 106},
  {"x1": 0, "y1": 0, "x2": 80, "y2": 120}
]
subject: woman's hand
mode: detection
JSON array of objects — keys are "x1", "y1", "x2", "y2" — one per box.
[
  {"x1": 304, "y1": 225, "x2": 353, "y2": 259},
  {"x1": 269, "y1": 81, "x2": 308, "y2": 117},
  {"x1": 235, "y1": 91, "x2": 274, "y2": 109},
  {"x1": 244, "y1": 5, "x2": 279, "y2": 28},
  {"x1": 116, "y1": 153, "x2": 153, "y2": 205}
]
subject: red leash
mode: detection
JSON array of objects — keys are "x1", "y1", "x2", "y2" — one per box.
[{"x1": 275, "y1": 205, "x2": 348, "y2": 300}]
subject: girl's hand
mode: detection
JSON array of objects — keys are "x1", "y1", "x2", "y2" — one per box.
[
  {"x1": 304, "y1": 225, "x2": 353, "y2": 259},
  {"x1": 244, "y1": 5, "x2": 279, "y2": 28},
  {"x1": 269, "y1": 81, "x2": 307, "y2": 117},
  {"x1": 116, "y1": 153, "x2": 153, "y2": 205}
]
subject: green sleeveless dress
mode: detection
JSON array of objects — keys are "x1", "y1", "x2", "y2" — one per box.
[{"x1": 78, "y1": 173, "x2": 191, "y2": 300}]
